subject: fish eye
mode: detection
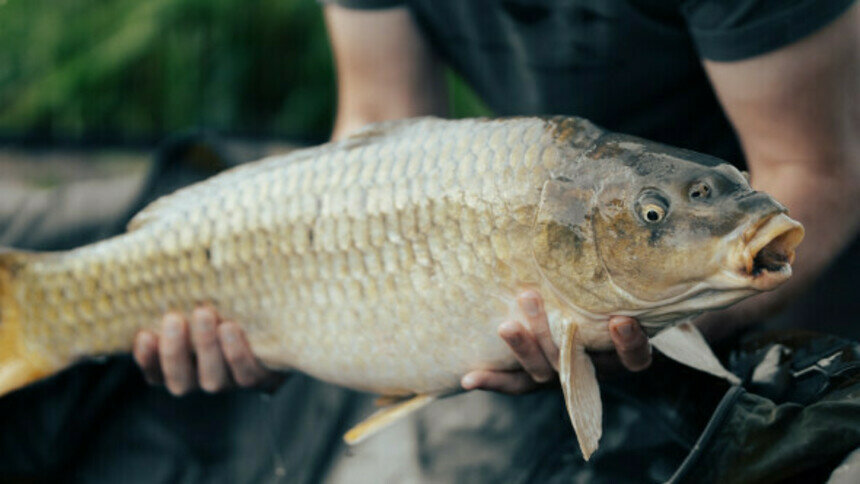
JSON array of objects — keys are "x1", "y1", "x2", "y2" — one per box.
[
  {"x1": 636, "y1": 191, "x2": 669, "y2": 224},
  {"x1": 641, "y1": 203, "x2": 666, "y2": 223},
  {"x1": 689, "y1": 181, "x2": 711, "y2": 200}
]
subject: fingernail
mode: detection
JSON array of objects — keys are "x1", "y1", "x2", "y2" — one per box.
[
  {"x1": 164, "y1": 315, "x2": 182, "y2": 337},
  {"x1": 461, "y1": 374, "x2": 478, "y2": 390},
  {"x1": 193, "y1": 316, "x2": 213, "y2": 333},
  {"x1": 193, "y1": 306, "x2": 215, "y2": 324},
  {"x1": 138, "y1": 332, "x2": 154, "y2": 348},
  {"x1": 533, "y1": 373, "x2": 552, "y2": 384},
  {"x1": 221, "y1": 325, "x2": 238, "y2": 344},
  {"x1": 615, "y1": 321, "x2": 635, "y2": 340},
  {"x1": 498, "y1": 321, "x2": 520, "y2": 339},
  {"x1": 521, "y1": 297, "x2": 539, "y2": 317}
]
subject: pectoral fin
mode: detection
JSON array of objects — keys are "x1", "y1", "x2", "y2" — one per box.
[
  {"x1": 344, "y1": 394, "x2": 436, "y2": 445},
  {"x1": 559, "y1": 322, "x2": 602, "y2": 460},
  {"x1": 651, "y1": 321, "x2": 740, "y2": 385}
]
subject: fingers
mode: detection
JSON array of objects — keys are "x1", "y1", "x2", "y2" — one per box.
[
  {"x1": 159, "y1": 312, "x2": 198, "y2": 395},
  {"x1": 475, "y1": 290, "x2": 559, "y2": 395},
  {"x1": 498, "y1": 321, "x2": 554, "y2": 383},
  {"x1": 133, "y1": 330, "x2": 164, "y2": 385},
  {"x1": 609, "y1": 316, "x2": 652, "y2": 372},
  {"x1": 467, "y1": 292, "x2": 560, "y2": 396},
  {"x1": 517, "y1": 290, "x2": 560, "y2": 370},
  {"x1": 461, "y1": 370, "x2": 540, "y2": 395},
  {"x1": 218, "y1": 321, "x2": 273, "y2": 388},
  {"x1": 189, "y1": 306, "x2": 233, "y2": 393},
  {"x1": 134, "y1": 308, "x2": 279, "y2": 394}
]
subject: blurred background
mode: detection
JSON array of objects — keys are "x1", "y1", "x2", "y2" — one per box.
[
  {"x1": 0, "y1": 0, "x2": 489, "y2": 250},
  {"x1": 0, "y1": 0, "x2": 488, "y2": 145}
]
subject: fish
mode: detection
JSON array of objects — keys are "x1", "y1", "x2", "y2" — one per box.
[{"x1": 0, "y1": 116, "x2": 803, "y2": 459}]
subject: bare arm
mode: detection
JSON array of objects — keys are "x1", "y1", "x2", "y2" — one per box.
[
  {"x1": 326, "y1": 5, "x2": 448, "y2": 139},
  {"x1": 697, "y1": 4, "x2": 860, "y2": 340}
]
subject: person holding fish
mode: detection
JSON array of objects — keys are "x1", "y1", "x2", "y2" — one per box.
[
  {"x1": 0, "y1": 0, "x2": 854, "y2": 482},
  {"x1": 132, "y1": 1, "x2": 858, "y2": 400},
  {"x1": 119, "y1": 0, "x2": 858, "y2": 479}
]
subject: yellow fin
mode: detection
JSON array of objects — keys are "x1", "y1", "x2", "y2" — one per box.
[
  {"x1": 344, "y1": 394, "x2": 436, "y2": 445},
  {"x1": 374, "y1": 395, "x2": 403, "y2": 407},
  {"x1": 559, "y1": 321, "x2": 602, "y2": 460},
  {"x1": 0, "y1": 250, "x2": 55, "y2": 397}
]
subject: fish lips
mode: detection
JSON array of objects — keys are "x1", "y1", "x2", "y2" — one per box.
[{"x1": 736, "y1": 213, "x2": 805, "y2": 291}]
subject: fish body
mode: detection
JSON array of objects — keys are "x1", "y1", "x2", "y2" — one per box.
[{"x1": 0, "y1": 116, "x2": 803, "y2": 459}]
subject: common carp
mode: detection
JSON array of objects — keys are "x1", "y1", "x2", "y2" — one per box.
[{"x1": 0, "y1": 117, "x2": 803, "y2": 459}]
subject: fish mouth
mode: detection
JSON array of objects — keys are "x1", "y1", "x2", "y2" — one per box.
[{"x1": 737, "y1": 213, "x2": 804, "y2": 290}]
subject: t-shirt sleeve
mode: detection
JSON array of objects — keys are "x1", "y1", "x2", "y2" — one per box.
[
  {"x1": 318, "y1": 0, "x2": 405, "y2": 9},
  {"x1": 681, "y1": 0, "x2": 856, "y2": 61}
]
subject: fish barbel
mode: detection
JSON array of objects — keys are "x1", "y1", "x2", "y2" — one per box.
[{"x1": 0, "y1": 117, "x2": 803, "y2": 459}]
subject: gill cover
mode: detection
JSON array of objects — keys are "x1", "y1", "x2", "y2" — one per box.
[{"x1": 532, "y1": 177, "x2": 629, "y2": 316}]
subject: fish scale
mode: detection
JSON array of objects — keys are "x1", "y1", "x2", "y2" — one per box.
[{"x1": 23, "y1": 117, "x2": 540, "y2": 390}]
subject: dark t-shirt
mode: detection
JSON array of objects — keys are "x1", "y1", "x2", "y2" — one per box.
[{"x1": 325, "y1": 0, "x2": 855, "y2": 166}]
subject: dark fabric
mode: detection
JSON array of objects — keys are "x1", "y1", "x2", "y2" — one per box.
[
  {"x1": 0, "y1": 355, "x2": 726, "y2": 483},
  {"x1": 0, "y1": 358, "x2": 371, "y2": 483},
  {"x1": 670, "y1": 331, "x2": 860, "y2": 484},
  {"x1": 693, "y1": 387, "x2": 859, "y2": 483},
  {"x1": 325, "y1": 0, "x2": 855, "y2": 167},
  {"x1": 319, "y1": 0, "x2": 404, "y2": 9},
  {"x1": 682, "y1": 0, "x2": 857, "y2": 61}
]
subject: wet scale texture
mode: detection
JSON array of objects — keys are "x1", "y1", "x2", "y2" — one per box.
[{"x1": 15, "y1": 117, "x2": 601, "y2": 395}]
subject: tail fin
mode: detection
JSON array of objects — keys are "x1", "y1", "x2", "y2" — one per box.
[{"x1": 0, "y1": 250, "x2": 54, "y2": 397}]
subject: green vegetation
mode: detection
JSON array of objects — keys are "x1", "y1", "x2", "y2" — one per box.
[{"x1": 0, "y1": 0, "x2": 489, "y2": 142}]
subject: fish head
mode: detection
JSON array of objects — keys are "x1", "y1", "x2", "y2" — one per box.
[{"x1": 533, "y1": 134, "x2": 804, "y2": 321}]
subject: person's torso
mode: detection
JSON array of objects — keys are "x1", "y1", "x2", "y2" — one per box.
[{"x1": 408, "y1": 0, "x2": 745, "y2": 164}]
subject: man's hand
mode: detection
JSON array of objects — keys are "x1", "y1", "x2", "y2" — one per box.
[
  {"x1": 461, "y1": 291, "x2": 651, "y2": 394},
  {"x1": 133, "y1": 306, "x2": 281, "y2": 396}
]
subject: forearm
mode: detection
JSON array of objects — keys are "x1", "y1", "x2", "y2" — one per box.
[
  {"x1": 331, "y1": 66, "x2": 448, "y2": 140},
  {"x1": 331, "y1": 89, "x2": 447, "y2": 141},
  {"x1": 325, "y1": 6, "x2": 448, "y2": 141}
]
